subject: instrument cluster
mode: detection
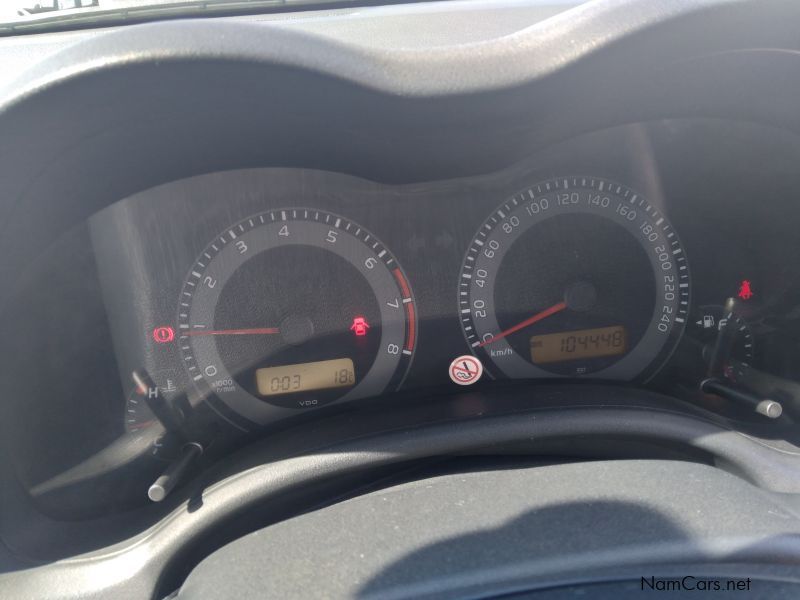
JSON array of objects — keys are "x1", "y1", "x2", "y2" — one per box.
[{"x1": 6, "y1": 118, "x2": 800, "y2": 514}]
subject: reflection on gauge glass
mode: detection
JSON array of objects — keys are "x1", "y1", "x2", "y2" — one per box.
[
  {"x1": 459, "y1": 176, "x2": 690, "y2": 381},
  {"x1": 178, "y1": 209, "x2": 416, "y2": 427}
]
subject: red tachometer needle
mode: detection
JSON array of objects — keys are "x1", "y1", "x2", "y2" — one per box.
[
  {"x1": 478, "y1": 301, "x2": 567, "y2": 347},
  {"x1": 185, "y1": 327, "x2": 280, "y2": 336}
]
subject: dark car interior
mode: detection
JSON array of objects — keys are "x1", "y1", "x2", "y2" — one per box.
[{"x1": 2, "y1": 0, "x2": 800, "y2": 597}]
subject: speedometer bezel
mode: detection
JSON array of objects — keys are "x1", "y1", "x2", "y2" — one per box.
[{"x1": 458, "y1": 175, "x2": 690, "y2": 382}]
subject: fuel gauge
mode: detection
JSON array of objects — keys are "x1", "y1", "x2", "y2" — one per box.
[{"x1": 691, "y1": 302, "x2": 754, "y2": 382}]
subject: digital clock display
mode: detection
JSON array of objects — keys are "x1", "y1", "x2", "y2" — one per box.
[
  {"x1": 256, "y1": 358, "x2": 355, "y2": 396},
  {"x1": 530, "y1": 326, "x2": 627, "y2": 364}
]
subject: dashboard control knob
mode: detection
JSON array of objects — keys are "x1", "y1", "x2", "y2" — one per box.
[
  {"x1": 701, "y1": 378, "x2": 782, "y2": 419},
  {"x1": 148, "y1": 442, "x2": 203, "y2": 502}
]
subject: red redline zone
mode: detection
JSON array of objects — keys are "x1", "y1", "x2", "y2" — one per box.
[{"x1": 392, "y1": 268, "x2": 416, "y2": 352}]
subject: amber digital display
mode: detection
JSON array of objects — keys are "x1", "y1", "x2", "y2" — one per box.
[
  {"x1": 530, "y1": 326, "x2": 627, "y2": 364},
  {"x1": 256, "y1": 358, "x2": 355, "y2": 396}
]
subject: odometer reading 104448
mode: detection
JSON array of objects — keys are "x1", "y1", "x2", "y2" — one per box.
[
  {"x1": 459, "y1": 176, "x2": 690, "y2": 381},
  {"x1": 530, "y1": 325, "x2": 627, "y2": 364}
]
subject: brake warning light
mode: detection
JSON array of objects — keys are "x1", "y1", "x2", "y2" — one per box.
[{"x1": 152, "y1": 326, "x2": 175, "y2": 343}]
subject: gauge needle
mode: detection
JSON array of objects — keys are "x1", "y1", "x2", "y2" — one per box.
[
  {"x1": 185, "y1": 327, "x2": 280, "y2": 336},
  {"x1": 478, "y1": 301, "x2": 567, "y2": 347}
]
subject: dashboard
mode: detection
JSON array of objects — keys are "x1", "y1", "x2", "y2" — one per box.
[
  {"x1": 3, "y1": 1, "x2": 800, "y2": 598},
  {"x1": 8, "y1": 117, "x2": 800, "y2": 514}
]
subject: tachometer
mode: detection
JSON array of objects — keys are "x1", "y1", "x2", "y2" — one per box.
[
  {"x1": 459, "y1": 176, "x2": 689, "y2": 381},
  {"x1": 179, "y1": 209, "x2": 416, "y2": 428}
]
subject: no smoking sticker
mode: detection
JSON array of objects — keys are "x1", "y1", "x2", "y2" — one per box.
[{"x1": 449, "y1": 355, "x2": 483, "y2": 386}]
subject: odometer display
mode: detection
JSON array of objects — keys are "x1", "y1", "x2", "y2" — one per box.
[
  {"x1": 459, "y1": 176, "x2": 690, "y2": 381},
  {"x1": 530, "y1": 325, "x2": 627, "y2": 364},
  {"x1": 179, "y1": 209, "x2": 416, "y2": 428},
  {"x1": 255, "y1": 358, "x2": 355, "y2": 396}
]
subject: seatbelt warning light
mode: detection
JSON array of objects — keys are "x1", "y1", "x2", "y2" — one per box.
[{"x1": 738, "y1": 280, "x2": 753, "y2": 301}]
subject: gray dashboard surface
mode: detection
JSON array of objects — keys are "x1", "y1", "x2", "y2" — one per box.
[
  {"x1": 0, "y1": 0, "x2": 577, "y2": 89},
  {"x1": 177, "y1": 460, "x2": 800, "y2": 599},
  {"x1": 3, "y1": 0, "x2": 796, "y2": 105}
]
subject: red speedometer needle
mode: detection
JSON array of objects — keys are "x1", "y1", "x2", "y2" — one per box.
[
  {"x1": 185, "y1": 327, "x2": 280, "y2": 336},
  {"x1": 478, "y1": 301, "x2": 567, "y2": 347}
]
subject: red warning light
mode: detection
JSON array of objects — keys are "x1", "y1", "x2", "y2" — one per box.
[
  {"x1": 738, "y1": 280, "x2": 753, "y2": 301},
  {"x1": 350, "y1": 316, "x2": 370, "y2": 337},
  {"x1": 153, "y1": 326, "x2": 175, "y2": 343}
]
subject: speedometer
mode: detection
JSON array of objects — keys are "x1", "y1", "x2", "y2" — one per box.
[
  {"x1": 179, "y1": 209, "x2": 416, "y2": 428},
  {"x1": 459, "y1": 176, "x2": 689, "y2": 381}
]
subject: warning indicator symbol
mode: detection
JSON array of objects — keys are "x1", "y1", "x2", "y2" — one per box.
[{"x1": 449, "y1": 355, "x2": 483, "y2": 386}]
